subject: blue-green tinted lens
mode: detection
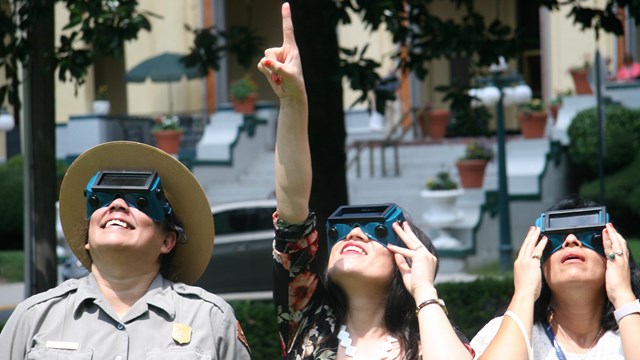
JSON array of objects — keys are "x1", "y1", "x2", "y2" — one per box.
[
  {"x1": 542, "y1": 231, "x2": 604, "y2": 261},
  {"x1": 327, "y1": 221, "x2": 398, "y2": 250},
  {"x1": 85, "y1": 171, "x2": 172, "y2": 222}
]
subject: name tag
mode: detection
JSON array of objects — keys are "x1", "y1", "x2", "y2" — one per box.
[{"x1": 46, "y1": 341, "x2": 79, "y2": 350}]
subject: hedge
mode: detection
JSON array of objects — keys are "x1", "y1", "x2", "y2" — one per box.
[
  {"x1": 228, "y1": 276, "x2": 514, "y2": 360},
  {"x1": 0, "y1": 155, "x2": 68, "y2": 249}
]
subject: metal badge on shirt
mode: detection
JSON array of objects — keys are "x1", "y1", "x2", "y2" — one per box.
[{"x1": 172, "y1": 322, "x2": 192, "y2": 344}]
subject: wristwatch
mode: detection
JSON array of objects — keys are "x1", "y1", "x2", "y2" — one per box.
[{"x1": 614, "y1": 299, "x2": 640, "y2": 323}]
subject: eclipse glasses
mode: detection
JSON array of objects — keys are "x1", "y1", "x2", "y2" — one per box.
[
  {"x1": 534, "y1": 206, "x2": 608, "y2": 261},
  {"x1": 84, "y1": 170, "x2": 173, "y2": 222},
  {"x1": 326, "y1": 203, "x2": 405, "y2": 250}
]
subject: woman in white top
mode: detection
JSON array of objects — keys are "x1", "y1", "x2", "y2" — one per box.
[{"x1": 471, "y1": 198, "x2": 640, "y2": 359}]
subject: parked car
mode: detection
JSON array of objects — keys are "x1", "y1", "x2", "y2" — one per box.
[
  {"x1": 195, "y1": 199, "x2": 276, "y2": 294},
  {"x1": 56, "y1": 199, "x2": 277, "y2": 294},
  {"x1": 56, "y1": 202, "x2": 90, "y2": 281}
]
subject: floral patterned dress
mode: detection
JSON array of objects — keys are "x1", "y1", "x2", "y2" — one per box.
[
  {"x1": 273, "y1": 212, "x2": 338, "y2": 359},
  {"x1": 272, "y1": 212, "x2": 473, "y2": 360}
]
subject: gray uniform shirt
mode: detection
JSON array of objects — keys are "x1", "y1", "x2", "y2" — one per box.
[{"x1": 0, "y1": 274, "x2": 252, "y2": 360}]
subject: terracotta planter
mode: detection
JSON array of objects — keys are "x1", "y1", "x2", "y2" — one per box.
[
  {"x1": 455, "y1": 159, "x2": 488, "y2": 189},
  {"x1": 231, "y1": 93, "x2": 257, "y2": 114},
  {"x1": 417, "y1": 109, "x2": 449, "y2": 139},
  {"x1": 569, "y1": 69, "x2": 592, "y2": 95},
  {"x1": 517, "y1": 111, "x2": 547, "y2": 138},
  {"x1": 427, "y1": 109, "x2": 450, "y2": 140},
  {"x1": 153, "y1": 130, "x2": 182, "y2": 155}
]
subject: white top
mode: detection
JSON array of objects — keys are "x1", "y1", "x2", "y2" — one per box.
[{"x1": 471, "y1": 316, "x2": 625, "y2": 360}]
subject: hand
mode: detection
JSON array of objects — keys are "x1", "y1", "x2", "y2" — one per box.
[
  {"x1": 387, "y1": 221, "x2": 438, "y2": 301},
  {"x1": 603, "y1": 223, "x2": 636, "y2": 308},
  {"x1": 257, "y1": 3, "x2": 305, "y2": 101},
  {"x1": 512, "y1": 226, "x2": 547, "y2": 301}
]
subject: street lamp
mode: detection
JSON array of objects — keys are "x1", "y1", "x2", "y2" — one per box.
[
  {"x1": 0, "y1": 107, "x2": 15, "y2": 132},
  {"x1": 471, "y1": 63, "x2": 532, "y2": 272}
]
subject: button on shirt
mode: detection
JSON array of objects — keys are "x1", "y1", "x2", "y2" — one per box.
[{"x1": 0, "y1": 274, "x2": 251, "y2": 360}]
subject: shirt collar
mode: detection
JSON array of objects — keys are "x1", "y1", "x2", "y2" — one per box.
[{"x1": 73, "y1": 273, "x2": 176, "y2": 320}]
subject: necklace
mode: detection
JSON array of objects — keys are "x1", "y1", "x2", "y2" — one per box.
[
  {"x1": 556, "y1": 322, "x2": 603, "y2": 354},
  {"x1": 337, "y1": 325, "x2": 398, "y2": 359}
]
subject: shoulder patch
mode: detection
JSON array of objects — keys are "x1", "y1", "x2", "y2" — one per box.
[{"x1": 236, "y1": 320, "x2": 251, "y2": 354}]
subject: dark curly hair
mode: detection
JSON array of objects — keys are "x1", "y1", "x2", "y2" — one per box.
[
  {"x1": 324, "y1": 220, "x2": 439, "y2": 360},
  {"x1": 533, "y1": 197, "x2": 640, "y2": 332}
]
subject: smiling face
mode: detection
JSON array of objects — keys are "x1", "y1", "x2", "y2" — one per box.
[
  {"x1": 327, "y1": 226, "x2": 396, "y2": 289},
  {"x1": 542, "y1": 233, "x2": 606, "y2": 291},
  {"x1": 86, "y1": 197, "x2": 176, "y2": 272}
]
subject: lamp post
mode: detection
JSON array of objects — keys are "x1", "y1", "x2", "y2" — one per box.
[
  {"x1": 0, "y1": 107, "x2": 16, "y2": 163},
  {"x1": 472, "y1": 63, "x2": 532, "y2": 272}
]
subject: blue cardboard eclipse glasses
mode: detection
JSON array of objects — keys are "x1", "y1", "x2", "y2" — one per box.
[
  {"x1": 534, "y1": 206, "x2": 608, "y2": 261},
  {"x1": 84, "y1": 170, "x2": 173, "y2": 222},
  {"x1": 326, "y1": 203, "x2": 405, "y2": 251}
]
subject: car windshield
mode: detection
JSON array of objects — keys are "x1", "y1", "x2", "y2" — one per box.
[{"x1": 214, "y1": 207, "x2": 274, "y2": 235}]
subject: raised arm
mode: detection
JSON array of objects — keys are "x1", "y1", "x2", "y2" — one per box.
[
  {"x1": 603, "y1": 223, "x2": 640, "y2": 359},
  {"x1": 476, "y1": 227, "x2": 547, "y2": 360},
  {"x1": 258, "y1": 2, "x2": 310, "y2": 224}
]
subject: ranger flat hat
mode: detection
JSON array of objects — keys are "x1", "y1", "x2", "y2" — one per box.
[{"x1": 59, "y1": 141, "x2": 214, "y2": 284}]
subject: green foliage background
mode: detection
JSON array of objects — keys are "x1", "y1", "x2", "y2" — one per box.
[
  {"x1": 0, "y1": 155, "x2": 68, "y2": 249},
  {"x1": 567, "y1": 105, "x2": 640, "y2": 236},
  {"x1": 227, "y1": 277, "x2": 514, "y2": 360}
]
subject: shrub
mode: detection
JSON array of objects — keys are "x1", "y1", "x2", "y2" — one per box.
[
  {"x1": 579, "y1": 152, "x2": 640, "y2": 237},
  {"x1": 225, "y1": 276, "x2": 515, "y2": 359},
  {"x1": 0, "y1": 156, "x2": 24, "y2": 249},
  {"x1": 438, "y1": 277, "x2": 514, "y2": 337},
  {"x1": 0, "y1": 155, "x2": 69, "y2": 250},
  {"x1": 567, "y1": 106, "x2": 640, "y2": 180},
  {"x1": 230, "y1": 300, "x2": 281, "y2": 360}
]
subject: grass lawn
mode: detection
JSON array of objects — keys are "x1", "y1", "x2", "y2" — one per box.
[{"x1": 0, "y1": 250, "x2": 24, "y2": 283}]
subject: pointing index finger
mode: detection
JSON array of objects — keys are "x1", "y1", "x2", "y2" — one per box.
[{"x1": 281, "y1": 2, "x2": 295, "y2": 45}]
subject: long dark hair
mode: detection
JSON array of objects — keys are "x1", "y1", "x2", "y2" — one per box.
[
  {"x1": 533, "y1": 197, "x2": 640, "y2": 331},
  {"x1": 324, "y1": 221, "x2": 438, "y2": 360}
]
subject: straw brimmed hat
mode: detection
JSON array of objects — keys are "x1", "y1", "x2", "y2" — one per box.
[{"x1": 59, "y1": 141, "x2": 214, "y2": 284}]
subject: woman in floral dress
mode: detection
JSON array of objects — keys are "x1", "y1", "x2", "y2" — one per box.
[{"x1": 257, "y1": 4, "x2": 474, "y2": 360}]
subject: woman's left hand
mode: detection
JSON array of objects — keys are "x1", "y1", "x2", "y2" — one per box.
[
  {"x1": 387, "y1": 221, "x2": 438, "y2": 301},
  {"x1": 603, "y1": 223, "x2": 636, "y2": 308}
]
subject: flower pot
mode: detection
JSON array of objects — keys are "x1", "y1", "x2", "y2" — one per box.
[
  {"x1": 92, "y1": 100, "x2": 110, "y2": 115},
  {"x1": 418, "y1": 109, "x2": 449, "y2": 140},
  {"x1": 455, "y1": 159, "x2": 488, "y2": 188},
  {"x1": 420, "y1": 189, "x2": 464, "y2": 224},
  {"x1": 517, "y1": 111, "x2": 547, "y2": 138},
  {"x1": 153, "y1": 129, "x2": 182, "y2": 155},
  {"x1": 569, "y1": 69, "x2": 592, "y2": 95},
  {"x1": 231, "y1": 93, "x2": 257, "y2": 114}
]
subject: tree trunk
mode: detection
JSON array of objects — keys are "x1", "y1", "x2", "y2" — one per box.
[
  {"x1": 289, "y1": 0, "x2": 348, "y2": 259},
  {"x1": 24, "y1": 0, "x2": 57, "y2": 295}
]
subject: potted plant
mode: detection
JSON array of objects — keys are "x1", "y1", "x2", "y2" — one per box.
[
  {"x1": 420, "y1": 170, "x2": 463, "y2": 224},
  {"x1": 517, "y1": 98, "x2": 547, "y2": 138},
  {"x1": 455, "y1": 138, "x2": 494, "y2": 188},
  {"x1": 92, "y1": 85, "x2": 110, "y2": 115},
  {"x1": 548, "y1": 94, "x2": 562, "y2": 123},
  {"x1": 152, "y1": 115, "x2": 183, "y2": 155},
  {"x1": 568, "y1": 58, "x2": 592, "y2": 95},
  {"x1": 417, "y1": 106, "x2": 450, "y2": 140},
  {"x1": 230, "y1": 74, "x2": 259, "y2": 114}
]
